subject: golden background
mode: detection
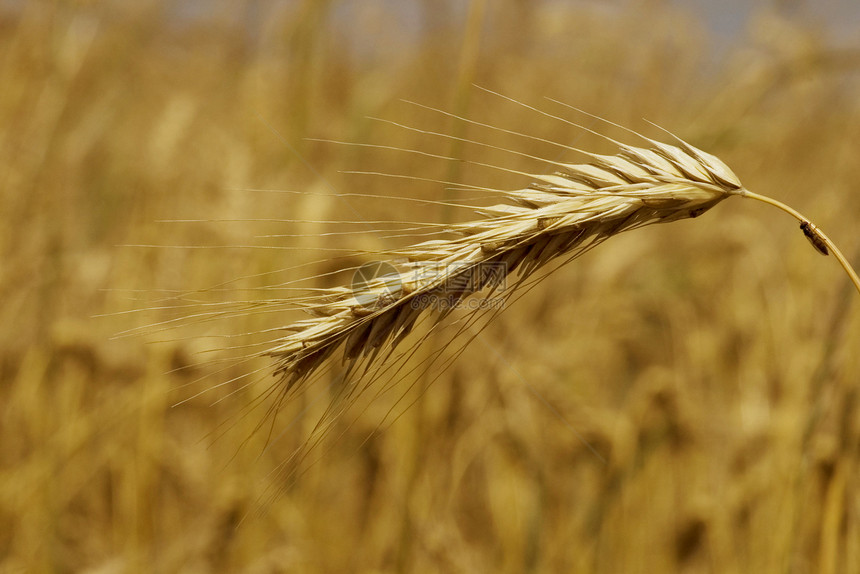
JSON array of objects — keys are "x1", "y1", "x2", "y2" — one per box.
[{"x1": 2, "y1": 1, "x2": 859, "y2": 572}]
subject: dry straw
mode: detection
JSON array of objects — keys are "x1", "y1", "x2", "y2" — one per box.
[{"x1": 268, "y1": 97, "x2": 860, "y2": 390}]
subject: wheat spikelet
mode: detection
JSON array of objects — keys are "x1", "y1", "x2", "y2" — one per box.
[
  {"x1": 117, "y1": 93, "x2": 859, "y2": 504},
  {"x1": 269, "y1": 129, "x2": 747, "y2": 388},
  {"x1": 125, "y1": 93, "x2": 859, "y2": 422}
]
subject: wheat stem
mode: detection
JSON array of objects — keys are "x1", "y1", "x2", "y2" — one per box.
[{"x1": 739, "y1": 189, "x2": 860, "y2": 295}]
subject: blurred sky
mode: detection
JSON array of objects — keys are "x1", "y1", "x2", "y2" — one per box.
[
  {"x1": 669, "y1": 0, "x2": 860, "y2": 44},
  {"x1": 11, "y1": 0, "x2": 851, "y2": 39},
  {"x1": 3, "y1": 0, "x2": 857, "y2": 60},
  {"x1": 179, "y1": 0, "x2": 860, "y2": 40}
]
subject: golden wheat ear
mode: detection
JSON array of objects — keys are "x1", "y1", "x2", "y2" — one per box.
[{"x1": 265, "y1": 114, "x2": 859, "y2": 390}]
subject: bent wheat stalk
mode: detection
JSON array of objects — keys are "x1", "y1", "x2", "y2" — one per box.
[{"x1": 268, "y1": 125, "x2": 860, "y2": 389}]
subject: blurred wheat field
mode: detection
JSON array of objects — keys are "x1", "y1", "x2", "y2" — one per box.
[{"x1": 2, "y1": 1, "x2": 860, "y2": 573}]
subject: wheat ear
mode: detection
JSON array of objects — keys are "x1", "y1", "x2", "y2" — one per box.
[{"x1": 266, "y1": 122, "x2": 858, "y2": 389}]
